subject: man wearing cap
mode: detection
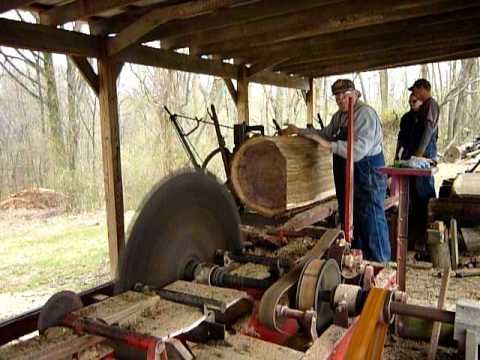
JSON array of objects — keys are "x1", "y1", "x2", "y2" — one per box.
[
  {"x1": 405, "y1": 78, "x2": 439, "y2": 257},
  {"x1": 284, "y1": 79, "x2": 390, "y2": 262}
]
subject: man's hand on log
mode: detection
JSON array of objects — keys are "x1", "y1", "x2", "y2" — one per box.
[{"x1": 282, "y1": 124, "x2": 300, "y2": 136}]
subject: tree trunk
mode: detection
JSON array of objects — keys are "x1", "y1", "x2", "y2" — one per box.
[
  {"x1": 379, "y1": 69, "x2": 388, "y2": 113},
  {"x1": 43, "y1": 52, "x2": 65, "y2": 167}
]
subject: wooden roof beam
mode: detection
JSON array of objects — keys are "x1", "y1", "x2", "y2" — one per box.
[
  {"x1": 273, "y1": 22, "x2": 480, "y2": 73},
  {"x1": 0, "y1": 0, "x2": 34, "y2": 14},
  {"x1": 116, "y1": 45, "x2": 310, "y2": 90},
  {"x1": 107, "y1": 0, "x2": 242, "y2": 56},
  {"x1": 297, "y1": 43, "x2": 480, "y2": 78},
  {"x1": 0, "y1": 18, "x2": 100, "y2": 57},
  {"x1": 191, "y1": 0, "x2": 480, "y2": 56},
  {"x1": 218, "y1": 10, "x2": 480, "y2": 61},
  {"x1": 39, "y1": 0, "x2": 145, "y2": 26},
  {"x1": 153, "y1": 0, "x2": 343, "y2": 47}
]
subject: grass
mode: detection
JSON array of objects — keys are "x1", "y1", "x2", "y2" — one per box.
[{"x1": 0, "y1": 212, "x2": 111, "y2": 295}]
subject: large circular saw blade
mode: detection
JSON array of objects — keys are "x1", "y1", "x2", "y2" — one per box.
[{"x1": 116, "y1": 170, "x2": 242, "y2": 293}]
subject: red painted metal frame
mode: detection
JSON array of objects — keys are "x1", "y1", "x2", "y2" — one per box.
[
  {"x1": 0, "y1": 281, "x2": 114, "y2": 346},
  {"x1": 344, "y1": 97, "x2": 354, "y2": 242},
  {"x1": 378, "y1": 166, "x2": 436, "y2": 292}
]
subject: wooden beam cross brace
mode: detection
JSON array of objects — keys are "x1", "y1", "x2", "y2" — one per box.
[
  {"x1": 305, "y1": 78, "x2": 315, "y2": 126},
  {"x1": 107, "y1": 0, "x2": 238, "y2": 56},
  {"x1": 69, "y1": 56, "x2": 99, "y2": 95}
]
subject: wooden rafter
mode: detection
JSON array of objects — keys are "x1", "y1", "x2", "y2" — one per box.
[
  {"x1": 224, "y1": 10, "x2": 480, "y2": 62},
  {"x1": 107, "y1": 0, "x2": 241, "y2": 56},
  {"x1": 192, "y1": 0, "x2": 480, "y2": 56},
  {"x1": 69, "y1": 56, "x2": 99, "y2": 95},
  {"x1": 156, "y1": 0, "x2": 342, "y2": 48},
  {"x1": 297, "y1": 44, "x2": 480, "y2": 78},
  {"x1": 116, "y1": 45, "x2": 310, "y2": 89},
  {"x1": 276, "y1": 35, "x2": 480, "y2": 75},
  {"x1": 246, "y1": 56, "x2": 291, "y2": 78},
  {"x1": 0, "y1": 0, "x2": 34, "y2": 13},
  {"x1": 40, "y1": 0, "x2": 144, "y2": 26}
]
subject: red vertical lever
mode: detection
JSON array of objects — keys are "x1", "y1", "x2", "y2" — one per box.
[{"x1": 344, "y1": 96, "x2": 354, "y2": 242}]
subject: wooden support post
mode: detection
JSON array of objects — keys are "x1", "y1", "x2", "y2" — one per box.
[
  {"x1": 305, "y1": 77, "x2": 315, "y2": 127},
  {"x1": 237, "y1": 66, "x2": 249, "y2": 124},
  {"x1": 223, "y1": 78, "x2": 238, "y2": 104},
  {"x1": 98, "y1": 52, "x2": 125, "y2": 276}
]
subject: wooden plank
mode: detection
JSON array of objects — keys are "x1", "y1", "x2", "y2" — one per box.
[
  {"x1": 429, "y1": 197, "x2": 480, "y2": 227},
  {"x1": 107, "y1": 0, "x2": 238, "y2": 56},
  {"x1": 116, "y1": 45, "x2": 309, "y2": 90},
  {"x1": 40, "y1": 0, "x2": 144, "y2": 26},
  {"x1": 0, "y1": 18, "x2": 100, "y2": 57},
  {"x1": 184, "y1": 0, "x2": 480, "y2": 55},
  {"x1": 0, "y1": 0, "x2": 34, "y2": 13},
  {"x1": 192, "y1": 334, "x2": 303, "y2": 359},
  {"x1": 163, "y1": 280, "x2": 249, "y2": 311},
  {"x1": 304, "y1": 324, "x2": 347, "y2": 359},
  {"x1": 129, "y1": 299, "x2": 206, "y2": 340},
  {"x1": 465, "y1": 329, "x2": 479, "y2": 360},
  {"x1": 280, "y1": 198, "x2": 337, "y2": 232},
  {"x1": 236, "y1": 66, "x2": 249, "y2": 124},
  {"x1": 69, "y1": 56, "x2": 99, "y2": 96},
  {"x1": 0, "y1": 291, "x2": 156, "y2": 360},
  {"x1": 461, "y1": 227, "x2": 480, "y2": 253},
  {"x1": 246, "y1": 56, "x2": 291, "y2": 78},
  {"x1": 427, "y1": 266, "x2": 451, "y2": 360},
  {"x1": 452, "y1": 173, "x2": 480, "y2": 198},
  {"x1": 98, "y1": 53, "x2": 125, "y2": 276},
  {"x1": 75, "y1": 291, "x2": 160, "y2": 325}
]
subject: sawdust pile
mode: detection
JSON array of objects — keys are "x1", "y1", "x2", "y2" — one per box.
[{"x1": 0, "y1": 188, "x2": 67, "y2": 210}]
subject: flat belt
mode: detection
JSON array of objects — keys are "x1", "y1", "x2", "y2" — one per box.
[{"x1": 258, "y1": 229, "x2": 342, "y2": 331}]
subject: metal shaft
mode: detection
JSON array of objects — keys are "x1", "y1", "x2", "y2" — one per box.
[
  {"x1": 390, "y1": 302, "x2": 455, "y2": 324},
  {"x1": 218, "y1": 250, "x2": 290, "y2": 269},
  {"x1": 63, "y1": 313, "x2": 166, "y2": 359},
  {"x1": 210, "y1": 268, "x2": 271, "y2": 289}
]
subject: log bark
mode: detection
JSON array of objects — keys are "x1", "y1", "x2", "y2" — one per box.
[{"x1": 230, "y1": 135, "x2": 334, "y2": 217}]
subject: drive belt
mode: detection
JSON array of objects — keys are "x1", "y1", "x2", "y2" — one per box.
[{"x1": 258, "y1": 228, "x2": 342, "y2": 331}]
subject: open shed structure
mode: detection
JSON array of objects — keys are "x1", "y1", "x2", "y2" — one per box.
[{"x1": 1, "y1": 0, "x2": 480, "y2": 348}]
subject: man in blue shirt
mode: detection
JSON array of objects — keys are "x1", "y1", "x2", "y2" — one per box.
[{"x1": 284, "y1": 79, "x2": 390, "y2": 262}]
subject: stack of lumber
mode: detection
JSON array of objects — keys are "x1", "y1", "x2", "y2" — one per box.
[{"x1": 230, "y1": 135, "x2": 335, "y2": 217}]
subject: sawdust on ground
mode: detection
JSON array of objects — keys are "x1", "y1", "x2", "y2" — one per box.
[
  {"x1": 0, "y1": 188, "x2": 67, "y2": 211},
  {"x1": 383, "y1": 335, "x2": 457, "y2": 360}
]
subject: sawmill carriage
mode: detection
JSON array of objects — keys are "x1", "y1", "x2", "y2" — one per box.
[{"x1": 1, "y1": 0, "x2": 480, "y2": 359}]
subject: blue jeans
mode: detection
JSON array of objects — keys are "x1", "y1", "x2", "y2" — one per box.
[{"x1": 333, "y1": 152, "x2": 391, "y2": 262}]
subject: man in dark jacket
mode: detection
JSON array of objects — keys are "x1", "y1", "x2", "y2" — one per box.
[{"x1": 402, "y1": 79, "x2": 439, "y2": 256}]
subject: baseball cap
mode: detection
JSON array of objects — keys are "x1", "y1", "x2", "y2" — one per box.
[
  {"x1": 408, "y1": 78, "x2": 431, "y2": 91},
  {"x1": 331, "y1": 79, "x2": 355, "y2": 95}
]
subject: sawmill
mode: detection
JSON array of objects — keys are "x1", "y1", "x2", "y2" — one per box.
[{"x1": 1, "y1": 1, "x2": 480, "y2": 359}]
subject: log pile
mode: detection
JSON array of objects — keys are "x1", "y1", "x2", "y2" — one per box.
[
  {"x1": 443, "y1": 136, "x2": 480, "y2": 163},
  {"x1": 230, "y1": 136, "x2": 335, "y2": 217}
]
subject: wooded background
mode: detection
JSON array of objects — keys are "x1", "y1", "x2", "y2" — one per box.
[{"x1": 1, "y1": 14, "x2": 479, "y2": 213}]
